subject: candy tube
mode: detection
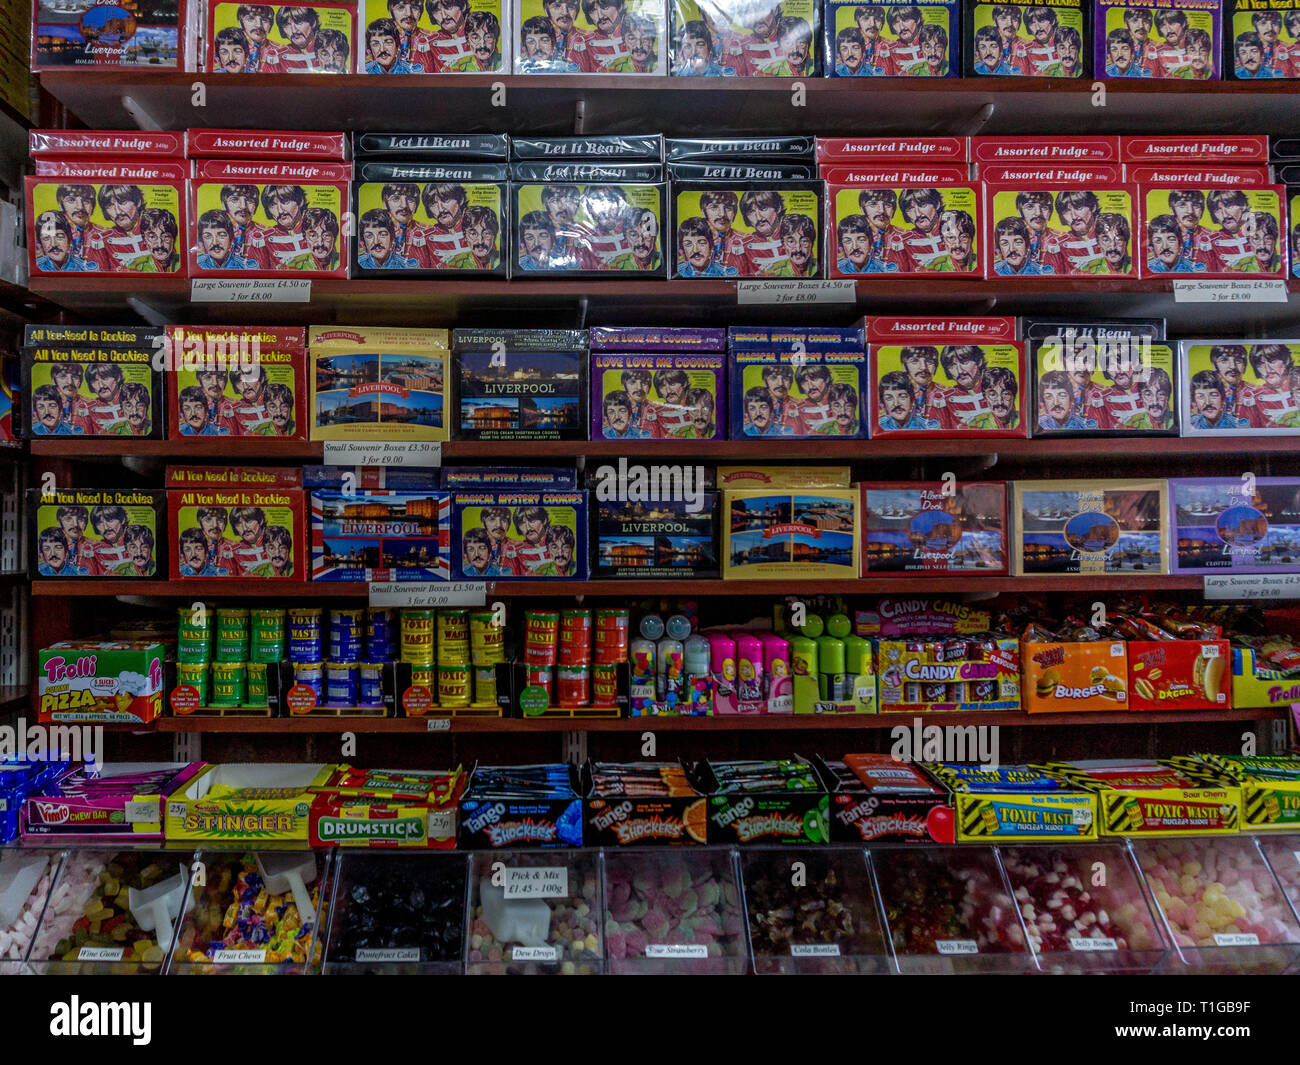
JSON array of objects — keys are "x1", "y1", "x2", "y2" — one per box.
[
  {"x1": 708, "y1": 633, "x2": 736, "y2": 695},
  {"x1": 734, "y1": 633, "x2": 764, "y2": 701}
]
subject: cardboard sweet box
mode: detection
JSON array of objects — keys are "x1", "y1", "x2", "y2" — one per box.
[
  {"x1": 30, "y1": 488, "x2": 165, "y2": 580},
  {"x1": 1012, "y1": 478, "x2": 1169, "y2": 576},
  {"x1": 984, "y1": 180, "x2": 1138, "y2": 279},
  {"x1": 860, "y1": 480, "x2": 1008, "y2": 575},
  {"x1": 816, "y1": 753, "x2": 953, "y2": 844},
  {"x1": 1021, "y1": 638, "x2": 1130, "y2": 712},
  {"x1": 19, "y1": 762, "x2": 205, "y2": 844},
  {"x1": 38, "y1": 640, "x2": 166, "y2": 726},
  {"x1": 1169, "y1": 476, "x2": 1300, "y2": 574},
  {"x1": 307, "y1": 766, "x2": 467, "y2": 850},
  {"x1": 164, "y1": 762, "x2": 338, "y2": 842},
  {"x1": 924, "y1": 762, "x2": 1099, "y2": 843},
  {"x1": 693, "y1": 758, "x2": 831, "y2": 846},
  {"x1": 1179, "y1": 754, "x2": 1300, "y2": 831}
]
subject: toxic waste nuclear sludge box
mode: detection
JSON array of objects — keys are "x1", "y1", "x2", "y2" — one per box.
[
  {"x1": 168, "y1": 484, "x2": 307, "y2": 579},
  {"x1": 924, "y1": 763, "x2": 1098, "y2": 843},
  {"x1": 861, "y1": 480, "x2": 1008, "y2": 574},
  {"x1": 1181, "y1": 754, "x2": 1300, "y2": 831},
  {"x1": 1012, "y1": 478, "x2": 1169, "y2": 575},
  {"x1": 31, "y1": 488, "x2": 164, "y2": 579},
  {"x1": 38, "y1": 640, "x2": 165, "y2": 725}
]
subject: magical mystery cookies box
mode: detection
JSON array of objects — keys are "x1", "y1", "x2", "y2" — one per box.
[
  {"x1": 31, "y1": 488, "x2": 164, "y2": 579},
  {"x1": 38, "y1": 640, "x2": 165, "y2": 725},
  {"x1": 168, "y1": 483, "x2": 307, "y2": 579},
  {"x1": 861, "y1": 480, "x2": 1008, "y2": 574},
  {"x1": 166, "y1": 325, "x2": 307, "y2": 440},
  {"x1": 1169, "y1": 476, "x2": 1300, "y2": 573},
  {"x1": 823, "y1": 0, "x2": 958, "y2": 75},
  {"x1": 1012, "y1": 478, "x2": 1169, "y2": 575},
  {"x1": 452, "y1": 491, "x2": 589, "y2": 579}
]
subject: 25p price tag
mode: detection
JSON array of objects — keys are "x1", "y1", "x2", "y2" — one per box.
[
  {"x1": 368, "y1": 581, "x2": 487, "y2": 608},
  {"x1": 736, "y1": 279, "x2": 856, "y2": 305},
  {"x1": 322, "y1": 441, "x2": 442, "y2": 467},
  {"x1": 191, "y1": 278, "x2": 312, "y2": 303},
  {"x1": 1173, "y1": 279, "x2": 1287, "y2": 304}
]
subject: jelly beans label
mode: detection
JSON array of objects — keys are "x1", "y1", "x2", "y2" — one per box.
[
  {"x1": 124, "y1": 799, "x2": 159, "y2": 823},
  {"x1": 791, "y1": 944, "x2": 841, "y2": 957},
  {"x1": 935, "y1": 939, "x2": 979, "y2": 955},
  {"x1": 1213, "y1": 932, "x2": 1260, "y2": 947},
  {"x1": 646, "y1": 944, "x2": 709, "y2": 958},
  {"x1": 77, "y1": 947, "x2": 125, "y2": 961},
  {"x1": 1068, "y1": 937, "x2": 1117, "y2": 952},
  {"x1": 503, "y1": 867, "x2": 568, "y2": 899},
  {"x1": 356, "y1": 948, "x2": 421, "y2": 962},
  {"x1": 213, "y1": 948, "x2": 268, "y2": 963},
  {"x1": 510, "y1": 946, "x2": 560, "y2": 961}
]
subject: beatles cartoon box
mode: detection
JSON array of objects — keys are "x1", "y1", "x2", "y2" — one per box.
[
  {"x1": 513, "y1": 182, "x2": 667, "y2": 275},
  {"x1": 31, "y1": 488, "x2": 164, "y2": 580},
  {"x1": 868, "y1": 316, "x2": 1027, "y2": 438},
  {"x1": 670, "y1": 0, "x2": 819, "y2": 74},
  {"x1": 514, "y1": 0, "x2": 667, "y2": 71},
  {"x1": 1094, "y1": 0, "x2": 1221, "y2": 78},
  {"x1": 1224, "y1": 0, "x2": 1300, "y2": 78},
  {"x1": 1137, "y1": 184, "x2": 1288, "y2": 278},
  {"x1": 168, "y1": 485, "x2": 307, "y2": 579},
  {"x1": 189, "y1": 158, "x2": 351, "y2": 277},
  {"x1": 361, "y1": 0, "x2": 508, "y2": 71},
  {"x1": 1013, "y1": 478, "x2": 1170, "y2": 575},
  {"x1": 861, "y1": 480, "x2": 1009, "y2": 574},
  {"x1": 206, "y1": 0, "x2": 356, "y2": 72},
  {"x1": 453, "y1": 328, "x2": 587, "y2": 440},
  {"x1": 671, "y1": 182, "x2": 824, "y2": 277},
  {"x1": 1169, "y1": 476, "x2": 1300, "y2": 573},
  {"x1": 1179, "y1": 340, "x2": 1300, "y2": 435},
  {"x1": 1030, "y1": 337, "x2": 1179, "y2": 435},
  {"x1": 986, "y1": 184, "x2": 1137, "y2": 277},
  {"x1": 24, "y1": 339, "x2": 163, "y2": 439},
  {"x1": 32, "y1": 0, "x2": 189, "y2": 70},
  {"x1": 964, "y1": 0, "x2": 1089, "y2": 75},
  {"x1": 824, "y1": 0, "x2": 958, "y2": 75},
  {"x1": 166, "y1": 325, "x2": 307, "y2": 440},
  {"x1": 452, "y1": 491, "x2": 589, "y2": 579},
  {"x1": 592, "y1": 352, "x2": 726, "y2": 440}
]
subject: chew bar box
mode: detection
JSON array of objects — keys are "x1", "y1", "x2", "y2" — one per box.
[
  {"x1": 27, "y1": 130, "x2": 187, "y2": 278},
  {"x1": 187, "y1": 129, "x2": 351, "y2": 278},
  {"x1": 23, "y1": 326, "x2": 164, "y2": 439},
  {"x1": 510, "y1": 135, "x2": 667, "y2": 276},
  {"x1": 167, "y1": 467, "x2": 307, "y2": 579},
  {"x1": 973, "y1": 137, "x2": 1136, "y2": 278},
  {"x1": 670, "y1": 0, "x2": 819, "y2": 75},
  {"x1": 962, "y1": 0, "x2": 1091, "y2": 77},
  {"x1": 861, "y1": 480, "x2": 1009, "y2": 575},
  {"x1": 20, "y1": 762, "x2": 205, "y2": 845},
  {"x1": 351, "y1": 133, "x2": 509, "y2": 278},
  {"x1": 310, "y1": 326, "x2": 450, "y2": 442},
  {"x1": 1012, "y1": 478, "x2": 1169, "y2": 575},
  {"x1": 1029, "y1": 337, "x2": 1179, "y2": 436},
  {"x1": 590, "y1": 326, "x2": 726, "y2": 440},
  {"x1": 729, "y1": 325, "x2": 867, "y2": 439},
  {"x1": 514, "y1": 0, "x2": 667, "y2": 73},
  {"x1": 1094, "y1": 0, "x2": 1222, "y2": 79},
  {"x1": 453, "y1": 328, "x2": 587, "y2": 440},
  {"x1": 30, "y1": 487, "x2": 165, "y2": 579},
  {"x1": 868, "y1": 316, "x2": 1027, "y2": 438},
  {"x1": 1223, "y1": 0, "x2": 1300, "y2": 78},
  {"x1": 823, "y1": 0, "x2": 958, "y2": 76},
  {"x1": 817, "y1": 137, "x2": 983, "y2": 278},
  {"x1": 32, "y1": 0, "x2": 193, "y2": 71},
  {"x1": 1168, "y1": 476, "x2": 1300, "y2": 573},
  {"x1": 165, "y1": 325, "x2": 307, "y2": 440},
  {"x1": 204, "y1": 0, "x2": 357, "y2": 72},
  {"x1": 1178, "y1": 339, "x2": 1300, "y2": 435},
  {"x1": 359, "y1": 0, "x2": 510, "y2": 72}
]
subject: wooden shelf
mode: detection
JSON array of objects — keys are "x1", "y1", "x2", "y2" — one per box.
[
  {"x1": 111, "y1": 705, "x2": 1286, "y2": 733},
  {"x1": 32, "y1": 574, "x2": 1208, "y2": 598},
  {"x1": 38, "y1": 71, "x2": 1300, "y2": 137},
  {"x1": 26, "y1": 274, "x2": 1300, "y2": 333}
]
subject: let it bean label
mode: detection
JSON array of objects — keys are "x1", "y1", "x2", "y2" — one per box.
[{"x1": 502, "y1": 866, "x2": 568, "y2": 899}]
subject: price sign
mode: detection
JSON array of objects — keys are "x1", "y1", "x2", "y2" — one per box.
[
  {"x1": 124, "y1": 799, "x2": 159, "y2": 823},
  {"x1": 322, "y1": 441, "x2": 442, "y2": 467},
  {"x1": 355, "y1": 948, "x2": 420, "y2": 962},
  {"x1": 368, "y1": 581, "x2": 487, "y2": 608},
  {"x1": 1173, "y1": 279, "x2": 1287, "y2": 304},
  {"x1": 790, "y1": 944, "x2": 841, "y2": 957},
  {"x1": 502, "y1": 866, "x2": 568, "y2": 899},
  {"x1": 736, "y1": 280, "x2": 856, "y2": 305},
  {"x1": 1204, "y1": 573, "x2": 1300, "y2": 601},
  {"x1": 510, "y1": 946, "x2": 560, "y2": 961},
  {"x1": 645, "y1": 944, "x2": 709, "y2": 958},
  {"x1": 1068, "y1": 937, "x2": 1117, "y2": 952},
  {"x1": 935, "y1": 939, "x2": 978, "y2": 955},
  {"x1": 191, "y1": 278, "x2": 311, "y2": 303}
]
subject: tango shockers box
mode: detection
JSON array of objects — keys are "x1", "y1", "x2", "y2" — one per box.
[
  {"x1": 1035, "y1": 760, "x2": 1239, "y2": 837},
  {"x1": 189, "y1": 159, "x2": 351, "y2": 277},
  {"x1": 868, "y1": 316, "x2": 1027, "y2": 437},
  {"x1": 670, "y1": 0, "x2": 820, "y2": 75},
  {"x1": 1095, "y1": 0, "x2": 1222, "y2": 78},
  {"x1": 925, "y1": 763, "x2": 1099, "y2": 842},
  {"x1": 452, "y1": 491, "x2": 589, "y2": 579},
  {"x1": 1185, "y1": 754, "x2": 1300, "y2": 831},
  {"x1": 24, "y1": 340, "x2": 163, "y2": 439},
  {"x1": 205, "y1": 0, "x2": 356, "y2": 72},
  {"x1": 26, "y1": 164, "x2": 186, "y2": 276},
  {"x1": 1030, "y1": 338, "x2": 1178, "y2": 435},
  {"x1": 360, "y1": 0, "x2": 508, "y2": 72},
  {"x1": 985, "y1": 183, "x2": 1137, "y2": 277},
  {"x1": 165, "y1": 326, "x2": 307, "y2": 440},
  {"x1": 824, "y1": 0, "x2": 958, "y2": 75},
  {"x1": 164, "y1": 763, "x2": 336, "y2": 843},
  {"x1": 671, "y1": 181, "x2": 824, "y2": 277},
  {"x1": 453, "y1": 329, "x2": 587, "y2": 441},
  {"x1": 722, "y1": 487, "x2": 859, "y2": 579},
  {"x1": 31, "y1": 488, "x2": 164, "y2": 579},
  {"x1": 818, "y1": 755, "x2": 953, "y2": 844},
  {"x1": 311, "y1": 490, "x2": 452, "y2": 581},
  {"x1": 168, "y1": 485, "x2": 307, "y2": 579},
  {"x1": 38, "y1": 640, "x2": 165, "y2": 725},
  {"x1": 1169, "y1": 476, "x2": 1300, "y2": 573},
  {"x1": 1022, "y1": 639, "x2": 1129, "y2": 711},
  {"x1": 1013, "y1": 478, "x2": 1169, "y2": 575},
  {"x1": 1128, "y1": 639, "x2": 1231, "y2": 710},
  {"x1": 514, "y1": 0, "x2": 666, "y2": 72},
  {"x1": 1223, "y1": 0, "x2": 1300, "y2": 78},
  {"x1": 310, "y1": 326, "x2": 450, "y2": 441},
  {"x1": 861, "y1": 481, "x2": 1008, "y2": 574},
  {"x1": 591, "y1": 350, "x2": 725, "y2": 441},
  {"x1": 512, "y1": 182, "x2": 668, "y2": 275},
  {"x1": 964, "y1": 0, "x2": 1090, "y2": 76},
  {"x1": 32, "y1": 0, "x2": 189, "y2": 70},
  {"x1": 1178, "y1": 340, "x2": 1300, "y2": 435},
  {"x1": 1138, "y1": 185, "x2": 1287, "y2": 278}
]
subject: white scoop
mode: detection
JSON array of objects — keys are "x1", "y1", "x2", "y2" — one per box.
[
  {"x1": 256, "y1": 852, "x2": 317, "y2": 921},
  {"x1": 127, "y1": 863, "x2": 188, "y2": 952},
  {"x1": 0, "y1": 854, "x2": 51, "y2": 928},
  {"x1": 479, "y1": 880, "x2": 550, "y2": 947}
]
